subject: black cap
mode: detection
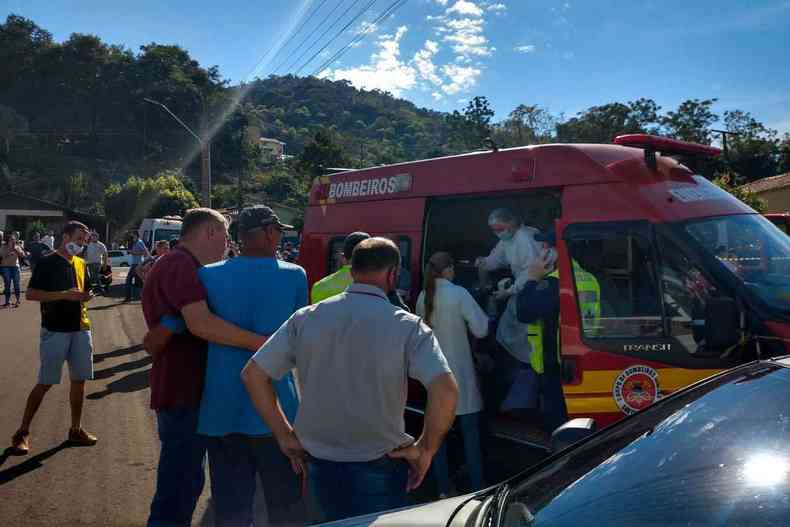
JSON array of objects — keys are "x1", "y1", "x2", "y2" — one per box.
[
  {"x1": 238, "y1": 205, "x2": 294, "y2": 234},
  {"x1": 534, "y1": 230, "x2": 557, "y2": 246},
  {"x1": 343, "y1": 231, "x2": 370, "y2": 259}
]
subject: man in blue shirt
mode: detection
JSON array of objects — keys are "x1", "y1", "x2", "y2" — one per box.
[
  {"x1": 199, "y1": 205, "x2": 307, "y2": 525},
  {"x1": 158, "y1": 205, "x2": 308, "y2": 526}
]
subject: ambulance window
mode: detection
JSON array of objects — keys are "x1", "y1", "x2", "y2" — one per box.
[
  {"x1": 395, "y1": 237, "x2": 412, "y2": 294},
  {"x1": 566, "y1": 223, "x2": 664, "y2": 339},
  {"x1": 656, "y1": 233, "x2": 720, "y2": 351},
  {"x1": 327, "y1": 237, "x2": 345, "y2": 274}
]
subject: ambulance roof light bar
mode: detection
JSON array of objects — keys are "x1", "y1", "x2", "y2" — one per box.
[{"x1": 613, "y1": 134, "x2": 722, "y2": 170}]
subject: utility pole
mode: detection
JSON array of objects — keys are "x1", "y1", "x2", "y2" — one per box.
[
  {"x1": 711, "y1": 129, "x2": 740, "y2": 159},
  {"x1": 143, "y1": 98, "x2": 212, "y2": 207}
]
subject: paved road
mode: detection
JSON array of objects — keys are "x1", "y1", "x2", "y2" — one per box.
[{"x1": 0, "y1": 271, "x2": 214, "y2": 527}]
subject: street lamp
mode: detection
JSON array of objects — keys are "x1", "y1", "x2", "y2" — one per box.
[{"x1": 143, "y1": 97, "x2": 212, "y2": 207}]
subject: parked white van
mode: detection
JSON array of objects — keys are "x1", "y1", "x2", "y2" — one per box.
[{"x1": 138, "y1": 217, "x2": 182, "y2": 250}]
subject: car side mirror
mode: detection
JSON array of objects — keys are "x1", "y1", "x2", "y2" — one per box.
[
  {"x1": 704, "y1": 297, "x2": 740, "y2": 349},
  {"x1": 550, "y1": 418, "x2": 596, "y2": 452}
]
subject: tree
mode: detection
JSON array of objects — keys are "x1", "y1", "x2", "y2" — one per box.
[
  {"x1": 25, "y1": 219, "x2": 47, "y2": 240},
  {"x1": 261, "y1": 169, "x2": 308, "y2": 209},
  {"x1": 779, "y1": 134, "x2": 790, "y2": 175},
  {"x1": 721, "y1": 110, "x2": 779, "y2": 183},
  {"x1": 713, "y1": 173, "x2": 766, "y2": 212},
  {"x1": 445, "y1": 96, "x2": 495, "y2": 152},
  {"x1": 495, "y1": 104, "x2": 556, "y2": 146},
  {"x1": 298, "y1": 129, "x2": 349, "y2": 177},
  {"x1": 0, "y1": 105, "x2": 28, "y2": 154},
  {"x1": 556, "y1": 99, "x2": 661, "y2": 143},
  {"x1": 104, "y1": 170, "x2": 199, "y2": 231},
  {"x1": 662, "y1": 98, "x2": 718, "y2": 144}
]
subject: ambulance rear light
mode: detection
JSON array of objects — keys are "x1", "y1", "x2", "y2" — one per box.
[{"x1": 613, "y1": 134, "x2": 721, "y2": 170}]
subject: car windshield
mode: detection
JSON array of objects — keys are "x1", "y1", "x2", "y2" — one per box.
[
  {"x1": 154, "y1": 229, "x2": 181, "y2": 243},
  {"x1": 503, "y1": 362, "x2": 790, "y2": 526},
  {"x1": 682, "y1": 214, "x2": 790, "y2": 313}
]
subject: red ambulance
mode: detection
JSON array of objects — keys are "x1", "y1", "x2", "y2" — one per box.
[{"x1": 299, "y1": 134, "x2": 790, "y2": 447}]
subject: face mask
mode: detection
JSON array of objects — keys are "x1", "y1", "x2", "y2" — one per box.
[
  {"x1": 66, "y1": 242, "x2": 83, "y2": 256},
  {"x1": 495, "y1": 230, "x2": 514, "y2": 242}
]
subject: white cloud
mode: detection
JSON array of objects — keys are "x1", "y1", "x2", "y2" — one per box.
[
  {"x1": 446, "y1": 0, "x2": 484, "y2": 16},
  {"x1": 440, "y1": 64, "x2": 481, "y2": 95},
  {"x1": 438, "y1": 16, "x2": 493, "y2": 57},
  {"x1": 323, "y1": 26, "x2": 416, "y2": 97},
  {"x1": 413, "y1": 40, "x2": 443, "y2": 86},
  {"x1": 326, "y1": 0, "x2": 493, "y2": 101},
  {"x1": 562, "y1": 51, "x2": 575, "y2": 60},
  {"x1": 515, "y1": 44, "x2": 536, "y2": 54}
]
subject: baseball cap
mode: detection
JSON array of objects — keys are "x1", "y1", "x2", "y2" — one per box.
[
  {"x1": 237, "y1": 205, "x2": 294, "y2": 234},
  {"x1": 343, "y1": 231, "x2": 371, "y2": 259}
]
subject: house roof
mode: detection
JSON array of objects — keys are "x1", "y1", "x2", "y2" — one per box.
[
  {"x1": 259, "y1": 137, "x2": 286, "y2": 145},
  {"x1": 741, "y1": 173, "x2": 790, "y2": 194},
  {"x1": 0, "y1": 191, "x2": 104, "y2": 219}
]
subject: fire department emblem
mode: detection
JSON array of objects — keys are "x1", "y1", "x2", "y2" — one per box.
[{"x1": 613, "y1": 365, "x2": 659, "y2": 415}]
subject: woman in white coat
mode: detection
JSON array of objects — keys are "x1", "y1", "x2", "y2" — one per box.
[{"x1": 417, "y1": 252, "x2": 490, "y2": 496}]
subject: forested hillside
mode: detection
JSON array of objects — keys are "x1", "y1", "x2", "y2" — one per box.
[{"x1": 1, "y1": 13, "x2": 788, "y2": 226}]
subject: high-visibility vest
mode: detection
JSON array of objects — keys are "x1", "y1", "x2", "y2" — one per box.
[
  {"x1": 573, "y1": 261, "x2": 602, "y2": 335},
  {"x1": 311, "y1": 265, "x2": 352, "y2": 304},
  {"x1": 527, "y1": 262, "x2": 601, "y2": 374}
]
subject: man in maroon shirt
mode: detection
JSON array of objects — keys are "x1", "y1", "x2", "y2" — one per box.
[{"x1": 142, "y1": 208, "x2": 268, "y2": 527}]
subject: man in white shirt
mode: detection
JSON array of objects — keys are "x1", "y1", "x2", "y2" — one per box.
[
  {"x1": 42, "y1": 231, "x2": 55, "y2": 250},
  {"x1": 85, "y1": 232, "x2": 108, "y2": 291},
  {"x1": 475, "y1": 208, "x2": 544, "y2": 362}
]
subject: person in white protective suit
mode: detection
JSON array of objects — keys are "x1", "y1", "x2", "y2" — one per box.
[{"x1": 475, "y1": 208, "x2": 553, "y2": 411}]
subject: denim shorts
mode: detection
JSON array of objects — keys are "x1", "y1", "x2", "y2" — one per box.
[{"x1": 39, "y1": 329, "x2": 94, "y2": 385}]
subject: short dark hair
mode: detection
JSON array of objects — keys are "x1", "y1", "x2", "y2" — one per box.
[
  {"x1": 62, "y1": 221, "x2": 89, "y2": 237},
  {"x1": 351, "y1": 237, "x2": 400, "y2": 274},
  {"x1": 343, "y1": 231, "x2": 371, "y2": 260},
  {"x1": 181, "y1": 208, "x2": 227, "y2": 238}
]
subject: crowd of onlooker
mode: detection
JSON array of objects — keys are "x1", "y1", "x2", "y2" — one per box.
[{"x1": 5, "y1": 202, "x2": 571, "y2": 527}]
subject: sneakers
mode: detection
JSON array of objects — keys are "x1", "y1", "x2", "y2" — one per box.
[
  {"x1": 10, "y1": 429, "x2": 30, "y2": 455},
  {"x1": 68, "y1": 428, "x2": 98, "y2": 447}
]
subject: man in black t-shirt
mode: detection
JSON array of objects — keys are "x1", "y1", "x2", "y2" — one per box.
[{"x1": 9, "y1": 221, "x2": 98, "y2": 456}]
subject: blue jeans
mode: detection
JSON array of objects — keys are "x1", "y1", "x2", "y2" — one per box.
[
  {"x1": 309, "y1": 456, "x2": 409, "y2": 523},
  {"x1": 126, "y1": 263, "x2": 139, "y2": 299},
  {"x1": 205, "y1": 434, "x2": 302, "y2": 527},
  {"x1": 148, "y1": 408, "x2": 207, "y2": 527},
  {"x1": 432, "y1": 412, "x2": 484, "y2": 495},
  {"x1": 1, "y1": 266, "x2": 21, "y2": 304}
]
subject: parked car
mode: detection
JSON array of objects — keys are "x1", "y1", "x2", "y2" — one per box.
[
  {"x1": 329, "y1": 356, "x2": 790, "y2": 527},
  {"x1": 108, "y1": 250, "x2": 132, "y2": 267}
]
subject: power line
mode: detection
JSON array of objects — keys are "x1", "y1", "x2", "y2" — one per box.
[
  {"x1": 292, "y1": 0, "x2": 379, "y2": 75},
  {"x1": 281, "y1": 0, "x2": 370, "y2": 75},
  {"x1": 271, "y1": 0, "x2": 351, "y2": 75},
  {"x1": 266, "y1": 0, "x2": 333, "y2": 74},
  {"x1": 311, "y1": 0, "x2": 408, "y2": 76},
  {"x1": 242, "y1": 0, "x2": 323, "y2": 81}
]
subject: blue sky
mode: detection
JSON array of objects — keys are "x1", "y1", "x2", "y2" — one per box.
[{"x1": 5, "y1": 0, "x2": 790, "y2": 133}]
